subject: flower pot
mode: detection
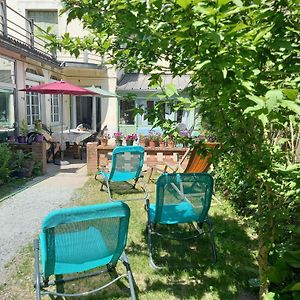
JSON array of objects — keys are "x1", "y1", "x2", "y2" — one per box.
[
  {"x1": 168, "y1": 140, "x2": 175, "y2": 149},
  {"x1": 149, "y1": 140, "x2": 156, "y2": 149},
  {"x1": 126, "y1": 140, "x2": 134, "y2": 146},
  {"x1": 115, "y1": 139, "x2": 123, "y2": 146},
  {"x1": 34, "y1": 134, "x2": 44, "y2": 143},
  {"x1": 17, "y1": 135, "x2": 27, "y2": 144},
  {"x1": 159, "y1": 142, "x2": 165, "y2": 149},
  {"x1": 101, "y1": 138, "x2": 108, "y2": 146}
]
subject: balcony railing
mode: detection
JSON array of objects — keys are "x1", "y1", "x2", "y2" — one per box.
[
  {"x1": 0, "y1": 0, "x2": 56, "y2": 60},
  {"x1": 0, "y1": 0, "x2": 105, "y2": 66}
]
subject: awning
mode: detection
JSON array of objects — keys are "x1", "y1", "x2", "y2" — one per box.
[{"x1": 87, "y1": 85, "x2": 119, "y2": 97}]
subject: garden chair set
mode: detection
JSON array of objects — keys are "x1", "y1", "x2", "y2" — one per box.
[{"x1": 34, "y1": 145, "x2": 217, "y2": 299}]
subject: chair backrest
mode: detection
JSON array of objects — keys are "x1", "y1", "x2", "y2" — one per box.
[
  {"x1": 40, "y1": 201, "x2": 130, "y2": 277},
  {"x1": 184, "y1": 142, "x2": 218, "y2": 173},
  {"x1": 154, "y1": 173, "x2": 214, "y2": 224},
  {"x1": 109, "y1": 146, "x2": 144, "y2": 182}
]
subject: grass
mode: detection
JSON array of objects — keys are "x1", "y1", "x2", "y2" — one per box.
[
  {"x1": 0, "y1": 175, "x2": 258, "y2": 299},
  {"x1": 0, "y1": 178, "x2": 30, "y2": 202}
]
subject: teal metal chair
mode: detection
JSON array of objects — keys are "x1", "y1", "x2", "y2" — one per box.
[
  {"x1": 145, "y1": 172, "x2": 217, "y2": 268},
  {"x1": 95, "y1": 146, "x2": 148, "y2": 202},
  {"x1": 34, "y1": 202, "x2": 136, "y2": 299}
]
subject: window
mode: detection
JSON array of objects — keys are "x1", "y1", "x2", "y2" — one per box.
[
  {"x1": 27, "y1": 10, "x2": 58, "y2": 34},
  {"x1": 51, "y1": 94, "x2": 60, "y2": 123},
  {"x1": 0, "y1": 89, "x2": 14, "y2": 126},
  {"x1": 26, "y1": 90, "x2": 41, "y2": 125},
  {"x1": 119, "y1": 99, "x2": 135, "y2": 125},
  {"x1": 146, "y1": 100, "x2": 154, "y2": 125}
]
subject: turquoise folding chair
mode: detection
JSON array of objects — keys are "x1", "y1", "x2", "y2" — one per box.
[
  {"x1": 145, "y1": 172, "x2": 217, "y2": 268},
  {"x1": 34, "y1": 202, "x2": 136, "y2": 299},
  {"x1": 95, "y1": 146, "x2": 148, "y2": 202}
]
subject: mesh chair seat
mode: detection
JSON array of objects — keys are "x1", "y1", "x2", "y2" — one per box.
[
  {"x1": 95, "y1": 146, "x2": 148, "y2": 202},
  {"x1": 146, "y1": 173, "x2": 217, "y2": 268},
  {"x1": 34, "y1": 202, "x2": 137, "y2": 299},
  {"x1": 149, "y1": 202, "x2": 199, "y2": 225}
]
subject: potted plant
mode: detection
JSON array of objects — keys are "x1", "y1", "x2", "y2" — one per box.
[
  {"x1": 100, "y1": 133, "x2": 110, "y2": 146},
  {"x1": 34, "y1": 119, "x2": 44, "y2": 143},
  {"x1": 148, "y1": 131, "x2": 158, "y2": 149},
  {"x1": 17, "y1": 120, "x2": 28, "y2": 143},
  {"x1": 158, "y1": 133, "x2": 165, "y2": 149},
  {"x1": 139, "y1": 134, "x2": 149, "y2": 147},
  {"x1": 10, "y1": 150, "x2": 35, "y2": 178},
  {"x1": 114, "y1": 131, "x2": 124, "y2": 146},
  {"x1": 125, "y1": 133, "x2": 137, "y2": 146},
  {"x1": 167, "y1": 135, "x2": 176, "y2": 149}
]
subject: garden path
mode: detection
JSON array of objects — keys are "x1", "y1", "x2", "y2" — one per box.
[{"x1": 0, "y1": 160, "x2": 89, "y2": 284}]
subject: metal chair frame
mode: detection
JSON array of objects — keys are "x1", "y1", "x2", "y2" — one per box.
[
  {"x1": 95, "y1": 146, "x2": 149, "y2": 202},
  {"x1": 145, "y1": 173, "x2": 217, "y2": 269},
  {"x1": 34, "y1": 202, "x2": 137, "y2": 299}
]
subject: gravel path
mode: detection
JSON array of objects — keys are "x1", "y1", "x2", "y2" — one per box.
[{"x1": 0, "y1": 161, "x2": 89, "y2": 284}]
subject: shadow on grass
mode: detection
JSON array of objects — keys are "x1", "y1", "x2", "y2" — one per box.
[{"x1": 131, "y1": 214, "x2": 258, "y2": 300}]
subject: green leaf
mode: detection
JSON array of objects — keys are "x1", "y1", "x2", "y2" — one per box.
[
  {"x1": 282, "y1": 282, "x2": 300, "y2": 292},
  {"x1": 266, "y1": 90, "x2": 283, "y2": 101},
  {"x1": 193, "y1": 21, "x2": 205, "y2": 27},
  {"x1": 281, "y1": 100, "x2": 300, "y2": 114},
  {"x1": 232, "y1": 0, "x2": 243, "y2": 6},
  {"x1": 246, "y1": 95, "x2": 265, "y2": 106},
  {"x1": 265, "y1": 90, "x2": 283, "y2": 112},
  {"x1": 194, "y1": 60, "x2": 211, "y2": 70},
  {"x1": 282, "y1": 89, "x2": 298, "y2": 101},
  {"x1": 217, "y1": 0, "x2": 231, "y2": 7},
  {"x1": 165, "y1": 83, "x2": 178, "y2": 97},
  {"x1": 244, "y1": 105, "x2": 263, "y2": 114},
  {"x1": 258, "y1": 114, "x2": 268, "y2": 126},
  {"x1": 176, "y1": 0, "x2": 192, "y2": 9},
  {"x1": 264, "y1": 292, "x2": 276, "y2": 300},
  {"x1": 222, "y1": 68, "x2": 227, "y2": 79},
  {"x1": 254, "y1": 26, "x2": 273, "y2": 44},
  {"x1": 284, "y1": 250, "x2": 300, "y2": 268}
]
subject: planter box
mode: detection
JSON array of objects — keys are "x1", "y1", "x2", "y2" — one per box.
[{"x1": 86, "y1": 142, "x2": 188, "y2": 174}]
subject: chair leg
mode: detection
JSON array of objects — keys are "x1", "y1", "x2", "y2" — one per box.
[
  {"x1": 121, "y1": 253, "x2": 137, "y2": 300},
  {"x1": 132, "y1": 178, "x2": 138, "y2": 189},
  {"x1": 148, "y1": 167, "x2": 154, "y2": 183},
  {"x1": 34, "y1": 239, "x2": 41, "y2": 300},
  {"x1": 100, "y1": 180, "x2": 105, "y2": 191},
  {"x1": 205, "y1": 218, "x2": 217, "y2": 264},
  {"x1": 55, "y1": 275, "x2": 64, "y2": 300}
]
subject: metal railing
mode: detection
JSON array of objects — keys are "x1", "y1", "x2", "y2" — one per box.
[
  {"x1": 0, "y1": 0, "x2": 105, "y2": 66},
  {"x1": 0, "y1": 0, "x2": 56, "y2": 60}
]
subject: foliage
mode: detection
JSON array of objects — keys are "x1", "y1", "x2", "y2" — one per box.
[
  {"x1": 125, "y1": 133, "x2": 138, "y2": 141},
  {"x1": 9, "y1": 150, "x2": 33, "y2": 170},
  {"x1": 113, "y1": 131, "x2": 124, "y2": 141},
  {"x1": 19, "y1": 119, "x2": 29, "y2": 136},
  {"x1": 0, "y1": 143, "x2": 13, "y2": 184},
  {"x1": 47, "y1": 0, "x2": 300, "y2": 298},
  {"x1": 34, "y1": 119, "x2": 42, "y2": 133}
]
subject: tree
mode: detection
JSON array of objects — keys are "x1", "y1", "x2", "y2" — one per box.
[{"x1": 47, "y1": 0, "x2": 300, "y2": 298}]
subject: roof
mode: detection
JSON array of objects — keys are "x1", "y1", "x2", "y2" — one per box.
[{"x1": 117, "y1": 73, "x2": 190, "y2": 92}]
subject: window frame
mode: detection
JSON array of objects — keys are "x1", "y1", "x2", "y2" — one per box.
[
  {"x1": 50, "y1": 94, "x2": 60, "y2": 124},
  {"x1": 26, "y1": 87, "x2": 41, "y2": 126}
]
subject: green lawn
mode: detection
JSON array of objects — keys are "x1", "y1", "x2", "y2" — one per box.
[
  {"x1": 0, "y1": 175, "x2": 258, "y2": 299},
  {"x1": 0, "y1": 178, "x2": 30, "y2": 202}
]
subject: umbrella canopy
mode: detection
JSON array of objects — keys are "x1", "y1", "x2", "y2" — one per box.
[
  {"x1": 20, "y1": 80, "x2": 97, "y2": 95},
  {"x1": 86, "y1": 85, "x2": 119, "y2": 97}
]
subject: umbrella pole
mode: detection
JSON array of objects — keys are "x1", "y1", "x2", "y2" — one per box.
[{"x1": 55, "y1": 93, "x2": 69, "y2": 165}]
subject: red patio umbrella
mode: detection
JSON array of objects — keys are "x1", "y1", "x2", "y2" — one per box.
[{"x1": 20, "y1": 80, "x2": 97, "y2": 165}]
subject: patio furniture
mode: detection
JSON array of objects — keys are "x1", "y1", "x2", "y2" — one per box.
[
  {"x1": 33, "y1": 201, "x2": 137, "y2": 299},
  {"x1": 145, "y1": 172, "x2": 217, "y2": 268},
  {"x1": 148, "y1": 142, "x2": 218, "y2": 182},
  {"x1": 95, "y1": 146, "x2": 148, "y2": 202}
]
